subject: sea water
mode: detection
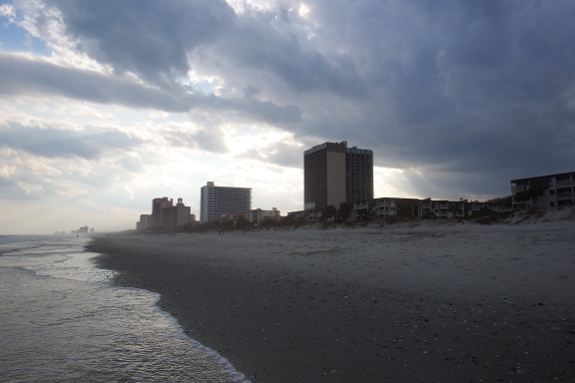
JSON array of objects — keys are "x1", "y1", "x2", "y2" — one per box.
[{"x1": 0, "y1": 235, "x2": 250, "y2": 383}]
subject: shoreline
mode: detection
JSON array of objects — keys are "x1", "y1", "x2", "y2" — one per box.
[{"x1": 88, "y1": 222, "x2": 575, "y2": 382}]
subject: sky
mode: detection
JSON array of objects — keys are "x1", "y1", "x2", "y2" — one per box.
[{"x1": 0, "y1": 0, "x2": 574, "y2": 234}]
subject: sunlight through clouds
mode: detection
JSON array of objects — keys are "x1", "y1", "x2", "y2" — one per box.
[
  {"x1": 0, "y1": 0, "x2": 574, "y2": 233},
  {"x1": 298, "y1": 3, "x2": 310, "y2": 19}
]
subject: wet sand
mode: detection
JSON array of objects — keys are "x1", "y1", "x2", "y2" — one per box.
[{"x1": 88, "y1": 222, "x2": 575, "y2": 382}]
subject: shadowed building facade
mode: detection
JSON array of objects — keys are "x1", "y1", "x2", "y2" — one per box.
[
  {"x1": 511, "y1": 171, "x2": 575, "y2": 209},
  {"x1": 163, "y1": 198, "x2": 191, "y2": 230},
  {"x1": 304, "y1": 141, "x2": 373, "y2": 212},
  {"x1": 151, "y1": 197, "x2": 173, "y2": 227},
  {"x1": 200, "y1": 182, "x2": 252, "y2": 223},
  {"x1": 147, "y1": 197, "x2": 191, "y2": 231}
]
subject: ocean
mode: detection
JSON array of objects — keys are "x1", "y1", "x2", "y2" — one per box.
[{"x1": 0, "y1": 235, "x2": 250, "y2": 383}]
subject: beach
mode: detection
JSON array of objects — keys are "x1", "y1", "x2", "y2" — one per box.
[{"x1": 89, "y1": 219, "x2": 575, "y2": 382}]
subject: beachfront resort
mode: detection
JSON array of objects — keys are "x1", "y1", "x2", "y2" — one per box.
[{"x1": 135, "y1": 141, "x2": 575, "y2": 232}]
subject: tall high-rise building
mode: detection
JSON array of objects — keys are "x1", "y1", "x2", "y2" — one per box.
[
  {"x1": 149, "y1": 197, "x2": 192, "y2": 230},
  {"x1": 163, "y1": 198, "x2": 192, "y2": 230},
  {"x1": 151, "y1": 197, "x2": 173, "y2": 226},
  {"x1": 200, "y1": 182, "x2": 252, "y2": 223},
  {"x1": 304, "y1": 141, "x2": 373, "y2": 211},
  {"x1": 345, "y1": 146, "x2": 374, "y2": 204}
]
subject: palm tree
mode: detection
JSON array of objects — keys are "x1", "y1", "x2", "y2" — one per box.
[{"x1": 528, "y1": 185, "x2": 544, "y2": 208}]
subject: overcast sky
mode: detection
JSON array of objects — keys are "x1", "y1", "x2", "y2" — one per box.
[{"x1": 1, "y1": 0, "x2": 574, "y2": 234}]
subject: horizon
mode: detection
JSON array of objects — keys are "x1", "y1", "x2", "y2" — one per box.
[{"x1": 1, "y1": 1, "x2": 574, "y2": 235}]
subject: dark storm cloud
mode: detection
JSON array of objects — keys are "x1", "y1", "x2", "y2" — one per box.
[
  {"x1": 0, "y1": 53, "x2": 185, "y2": 110},
  {"x1": 294, "y1": 0, "x2": 575, "y2": 183},
  {"x1": 9, "y1": 0, "x2": 575, "y2": 197},
  {"x1": 0, "y1": 53, "x2": 302, "y2": 124},
  {"x1": 0, "y1": 121, "x2": 142, "y2": 159},
  {"x1": 192, "y1": 94, "x2": 302, "y2": 125},
  {"x1": 218, "y1": 22, "x2": 368, "y2": 97},
  {"x1": 39, "y1": 0, "x2": 367, "y2": 97},
  {"x1": 44, "y1": 0, "x2": 235, "y2": 87},
  {"x1": 224, "y1": 98, "x2": 302, "y2": 125}
]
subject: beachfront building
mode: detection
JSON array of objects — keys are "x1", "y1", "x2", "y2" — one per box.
[
  {"x1": 136, "y1": 214, "x2": 152, "y2": 231},
  {"x1": 287, "y1": 196, "x2": 512, "y2": 222},
  {"x1": 351, "y1": 201, "x2": 370, "y2": 221},
  {"x1": 304, "y1": 141, "x2": 373, "y2": 212},
  {"x1": 511, "y1": 171, "x2": 575, "y2": 209},
  {"x1": 200, "y1": 181, "x2": 252, "y2": 223},
  {"x1": 71, "y1": 226, "x2": 91, "y2": 234},
  {"x1": 246, "y1": 208, "x2": 281, "y2": 225},
  {"x1": 419, "y1": 199, "x2": 474, "y2": 219},
  {"x1": 418, "y1": 199, "x2": 450, "y2": 219},
  {"x1": 346, "y1": 146, "x2": 374, "y2": 204},
  {"x1": 371, "y1": 197, "x2": 420, "y2": 219},
  {"x1": 151, "y1": 197, "x2": 173, "y2": 227},
  {"x1": 162, "y1": 198, "x2": 192, "y2": 231},
  {"x1": 145, "y1": 197, "x2": 193, "y2": 231}
]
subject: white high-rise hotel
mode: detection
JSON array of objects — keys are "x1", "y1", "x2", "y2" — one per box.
[{"x1": 200, "y1": 182, "x2": 252, "y2": 223}]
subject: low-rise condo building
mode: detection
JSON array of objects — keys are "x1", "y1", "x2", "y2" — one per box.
[{"x1": 511, "y1": 171, "x2": 575, "y2": 209}]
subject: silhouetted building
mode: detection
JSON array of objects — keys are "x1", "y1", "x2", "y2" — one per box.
[
  {"x1": 511, "y1": 171, "x2": 575, "y2": 209},
  {"x1": 141, "y1": 198, "x2": 192, "y2": 231},
  {"x1": 71, "y1": 226, "x2": 89, "y2": 234},
  {"x1": 246, "y1": 207, "x2": 281, "y2": 224},
  {"x1": 151, "y1": 197, "x2": 173, "y2": 227},
  {"x1": 163, "y1": 198, "x2": 191, "y2": 230},
  {"x1": 136, "y1": 214, "x2": 152, "y2": 231},
  {"x1": 200, "y1": 182, "x2": 252, "y2": 223},
  {"x1": 345, "y1": 146, "x2": 374, "y2": 205},
  {"x1": 371, "y1": 197, "x2": 420, "y2": 219},
  {"x1": 304, "y1": 141, "x2": 373, "y2": 212}
]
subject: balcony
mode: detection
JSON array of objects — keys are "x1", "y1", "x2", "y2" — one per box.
[
  {"x1": 556, "y1": 191, "x2": 573, "y2": 200},
  {"x1": 556, "y1": 179, "x2": 573, "y2": 187},
  {"x1": 511, "y1": 185, "x2": 526, "y2": 193}
]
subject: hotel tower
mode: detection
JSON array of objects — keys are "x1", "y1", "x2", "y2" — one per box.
[{"x1": 303, "y1": 141, "x2": 373, "y2": 212}]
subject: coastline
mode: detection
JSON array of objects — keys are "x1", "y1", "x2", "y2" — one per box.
[{"x1": 88, "y1": 221, "x2": 575, "y2": 382}]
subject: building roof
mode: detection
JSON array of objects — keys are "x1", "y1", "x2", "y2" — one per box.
[{"x1": 510, "y1": 171, "x2": 574, "y2": 183}]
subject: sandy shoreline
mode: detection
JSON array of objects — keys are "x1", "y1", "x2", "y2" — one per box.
[{"x1": 88, "y1": 222, "x2": 575, "y2": 382}]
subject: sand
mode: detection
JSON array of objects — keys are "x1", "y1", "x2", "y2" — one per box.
[{"x1": 88, "y1": 220, "x2": 575, "y2": 382}]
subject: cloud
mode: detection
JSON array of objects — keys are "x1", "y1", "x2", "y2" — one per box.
[
  {"x1": 2, "y1": 0, "x2": 575, "y2": 232},
  {"x1": 0, "y1": 52, "x2": 302, "y2": 125},
  {"x1": 0, "y1": 52, "x2": 184, "y2": 109},
  {"x1": 36, "y1": 0, "x2": 367, "y2": 98},
  {"x1": 43, "y1": 0, "x2": 236, "y2": 87},
  {"x1": 117, "y1": 156, "x2": 145, "y2": 174},
  {"x1": 0, "y1": 4, "x2": 16, "y2": 21},
  {"x1": 285, "y1": 0, "x2": 575, "y2": 177},
  {"x1": 160, "y1": 126, "x2": 229, "y2": 153},
  {"x1": 218, "y1": 23, "x2": 368, "y2": 97},
  {"x1": 0, "y1": 121, "x2": 142, "y2": 159},
  {"x1": 240, "y1": 141, "x2": 303, "y2": 168}
]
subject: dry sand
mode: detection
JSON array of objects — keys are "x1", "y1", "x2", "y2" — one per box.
[{"x1": 89, "y1": 219, "x2": 575, "y2": 382}]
